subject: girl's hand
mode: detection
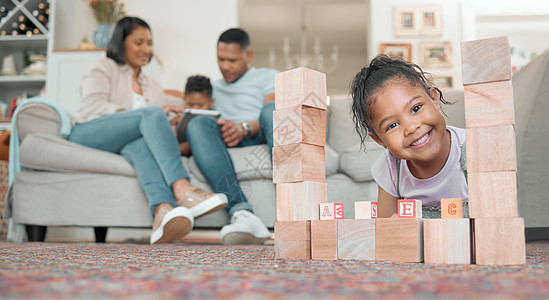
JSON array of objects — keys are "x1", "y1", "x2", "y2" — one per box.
[{"x1": 218, "y1": 119, "x2": 244, "y2": 147}]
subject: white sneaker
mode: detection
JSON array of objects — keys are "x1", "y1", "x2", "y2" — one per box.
[
  {"x1": 177, "y1": 188, "x2": 228, "y2": 219},
  {"x1": 150, "y1": 206, "x2": 194, "y2": 244},
  {"x1": 220, "y1": 210, "x2": 271, "y2": 245}
]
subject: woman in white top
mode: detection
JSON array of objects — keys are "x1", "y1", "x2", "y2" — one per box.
[{"x1": 69, "y1": 17, "x2": 227, "y2": 244}]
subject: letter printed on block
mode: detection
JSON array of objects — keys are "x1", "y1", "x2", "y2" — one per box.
[
  {"x1": 441, "y1": 198, "x2": 463, "y2": 219},
  {"x1": 355, "y1": 201, "x2": 378, "y2": 219},
  {"x1": 398, "y1": 199, "x2": 422, "y2": 219},
  {"x1": 320, "y1": 203, "x2": 343, "y2": 220}
]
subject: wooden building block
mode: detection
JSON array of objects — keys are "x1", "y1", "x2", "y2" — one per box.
[
  {"x1": 473, "y1": 217, "x2": 525, "y2": 265},
  {"x1": 337, "y1": 219, "x2": 375, "y2": 260},
  {"x1": 467, "y1": 171, "x2": 518, "y2": 218},
  {"x1": 424, "y1": 219, "x2": 471, "y2": 264},
  {"x1": 311, "y1": 220, "x2": 337, "y2": 260},
  {"x1": 272, "y1": 143, "x2": 325, "y2": 183},
  {"x1": 398, "y1": 199, "x2": 422, "y2": 218},
  {"x1": 319, "y1": 203, "x2": 343, "y2": 220},
  {"x1": 276, "y1": 181, "x2": 328, "y2": 221},
  {"x1": 376, "y1": 218, "x2": 424, "y2": 262},
  {"x1": 275, "y1": 67, "x2": 327, "y2": 110},
  {"x1": 461, "y1": 36, "x2": 511, "y2": 85},
  {"x1": 273, "y1": 105, "x2": 325, "y2": 147},
  {"x1": 275, "y1": 221, "x2": 311, "y2": 259},
  {"x1": 464, "y1": 80, "x2": 515, "y2": 128},
  {"x1": 466, "y1": 125, "x2": 517, "y2": 172},
  {"x1": 441, "y1": 198, "x2": 463, "y2": 219},
  {"x1": 355, "y1": 201, "x2": 378, "y2": 219}
]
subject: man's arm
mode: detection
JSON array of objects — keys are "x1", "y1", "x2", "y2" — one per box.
[
  {"x1": 219, "y1": 92, "x2": 273, "y2": 147},
  {"x1": 218, "y1": 119, "x2": 260, "y2": 147},
  {"x1": 264, "y1": 92, "x2": 275, "y2": 104}
]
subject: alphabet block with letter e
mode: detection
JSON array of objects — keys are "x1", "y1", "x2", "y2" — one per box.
[{"x1": 398, "y1": 199, "x2": 422, "y2": 218}]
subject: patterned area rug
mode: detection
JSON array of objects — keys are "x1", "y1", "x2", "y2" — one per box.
[{"x1": 0, "y1": 242, "x2": 547, "y2": 299}]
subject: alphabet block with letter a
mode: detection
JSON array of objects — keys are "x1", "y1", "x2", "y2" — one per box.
[{"x1": 319, "y1": 203, "x2": 343, "y2": 220}]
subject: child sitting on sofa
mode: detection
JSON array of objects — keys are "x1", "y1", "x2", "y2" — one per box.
[
  {"x1": 350, "y1": 54, "x2": 468, "y2": 218},
  {"x1": 178, "y1": 75, "x2": 215, "y2": 156}
]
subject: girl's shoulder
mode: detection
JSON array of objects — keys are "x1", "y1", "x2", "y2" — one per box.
[{"x1": 447, "y1": 125, "x2": 466, "y2": 147}]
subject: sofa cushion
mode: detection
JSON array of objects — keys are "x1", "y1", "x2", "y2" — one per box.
[
  {"x1": 339, "y1": 141, "x2": 385, "y2": 182},
  {"x1": 19, "y1": 133, "x2": 136, "y2": 177},
  {"x1": 184, "y1": 143, "x2": 339, "y2": 182},
  {"x1": 326, "y1": 94, "x2": 362, "y2": 153}
]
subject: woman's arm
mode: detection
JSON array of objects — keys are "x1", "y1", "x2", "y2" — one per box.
[{"x1": 377, "y1": 185, "x2": 398, "y2": 218}]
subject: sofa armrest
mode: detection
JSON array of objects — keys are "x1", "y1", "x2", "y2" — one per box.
[
  {"x1": 15, "y1": 103, "x2": 66, "y2": 140},
  {"x1": 19, "y1": 133, "x2": 136, "y2": 177}
]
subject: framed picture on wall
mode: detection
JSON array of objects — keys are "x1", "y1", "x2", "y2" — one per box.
[
  {"x1": 379, "y1": 43, "x2": 412, "y2": 62},
  {"x1": 419, "y1": 41, "x2": 453, "y2": 68},
  {"x1": 432, "y1": 75, "x2": 454, "y2": 88},
  {"x1": 420, "y1": 7, "x2": 442, "y2": 35},
  {"x1": 394, "y1": 7, "x2": 418, "y2": 36}
]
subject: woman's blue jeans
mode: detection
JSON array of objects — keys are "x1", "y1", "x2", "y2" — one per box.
[
  {"x1": 68, "y1": 106, "x2": 189, "y2": 216},
  {"x1": 186, "y1": 101, "x2": 275, "y2": 216}
]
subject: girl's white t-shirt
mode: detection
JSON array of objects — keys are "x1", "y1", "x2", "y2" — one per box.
[{"x1": 370, "y1": 125, "x2": 468, "y2": 207}]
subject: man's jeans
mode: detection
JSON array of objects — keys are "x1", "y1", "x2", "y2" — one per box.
[
  {"x1": 68, "y1": 106, "x2": 189, "y2": 216},
  {"x1": 187, "y1": 101, "x2": 275, "y2": 216}
]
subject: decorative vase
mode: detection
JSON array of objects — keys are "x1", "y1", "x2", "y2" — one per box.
[{"x1": 93, "y1": 23, "x2": 113, "y2": 48}]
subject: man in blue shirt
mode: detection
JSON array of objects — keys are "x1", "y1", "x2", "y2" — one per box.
[{"x1": 187, "y1": 28, "x2": 277, "y2": 245}]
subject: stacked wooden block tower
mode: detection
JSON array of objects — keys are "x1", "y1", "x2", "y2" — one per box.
[
  {"x1": 273, "y1": 67, "x2": 328, "y2": 259},
  {"x1": 460, "y1": 36, "x2": 526, "y2": 265}
]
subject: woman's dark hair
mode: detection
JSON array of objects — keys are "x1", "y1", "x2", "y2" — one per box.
[
  {"x1": 107, "y1": 16, "x2": 152, "y2": 65},
  {"x1": 185, "y1": 75, "x2": 213, "y2": 98},
  {"x1": 350, "y1": 54, "x2": 450, "y2": 147},
  {"x1": 218, "y1": 28, "x2": 250, "y2": 49}
]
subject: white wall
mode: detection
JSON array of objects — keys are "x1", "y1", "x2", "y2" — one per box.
[
  {"x1": 124, "y1": 0, "x2": 238, "y2": 89},
  {"x1": 368, "y1": 0, "x2": 464, "y2": 88},
  {"x1": 461, "y1": 0, "x2": 549, "y2": 73},
  {"x1": 54, "y1": 0, "x2": 238, "y2": 90}
]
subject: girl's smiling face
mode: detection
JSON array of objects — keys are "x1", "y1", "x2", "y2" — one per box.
[{"x1": 368, "y1": 80, "x2": 449, "y2": 165}]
